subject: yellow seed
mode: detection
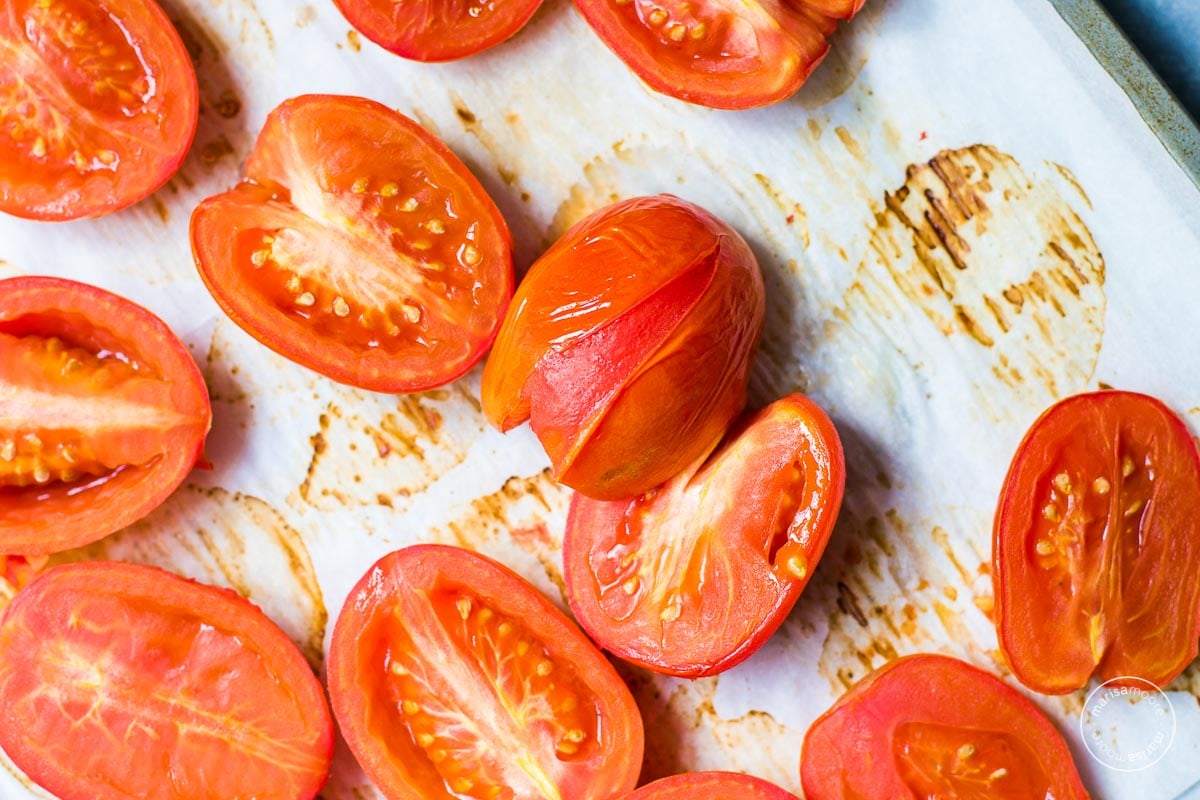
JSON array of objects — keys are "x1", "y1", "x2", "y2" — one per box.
[
  {"x1": 381, "y1": 182, "x2": 399, "y2": 197},
  {"x1": 1053, "y1": 472, "x2": 1071, "y2": 493},
  {"x1": 561, "y1": 695, "x2": 578, "y2": 712},
  {"x1": 1124, "y1": 499, "x2": 1144, "y2": 517},
  {"x1": 62, "y1": 357, "x2": 82, "y2": 376},
  {"x1": 1035, "y1": 540, "x2": 1055, "y2": 556},
  {"x1": 557, "y1": 741, "x2": 579, "y2": 755},
  {"x1": 1093, "y1": 477, "x2": 1111, "y2": 495},
  {"x1": 486, "y1": 787, "x2": 503, "y2": 799},
  {"x1": 0, "y1": 440, "x2": 14, "y2": 462},
  {"x1": 60, "y1": 469, "x2": 79, "y2": 483},
  {"x1": 425, "y1": 261, "x2": 445, "y2": 273},
  {"x1": 262, "y1": 234, "x2": 274, "y2": 244},
  {"x1": 430, "y1": 749, "x2": 447, "y2": 763},
  {"x1": 660, "y1": 603, "x2": 681, "y2": 622},
  {"x1": 286, "y1": 275, "x2": 303, "y2": 293},
  {"x1": 565, "y1": 729, "x2": 586, "y2": 743},
  {"x1": 33, "y1": 463, "x2": 50, "y2": 484},
  {"x1": 23, "y1": 433, "x2": 42, "y2": 450},
  {"x1": 425, "y1": 219, "x2": 445, "y2": 234},
  {"x1": 457, "y1": 597, "x2": 472, "y2": 620},
  {"x1": 622, "y1": 577, "x2": 640, "y2": 595},
  {"x1": 668, "y1": 23, "x2": 686, "y2": 41},
  {"x1": 401, "y1": 303, "x2": 422, "y2": 324},
  {"x1": 72, "y1": 151, "x2": 88, "y2": 170},
  {"x1": 389, "y1": 661, "x2": 406, "y2": 676},
  {"x1": 352, "y1": 177, "x2": 368, "y2": 194},
  {"x1": 497, "y1": 622, "x2": 513, "y2": 637},
  {"x1": 332, "y1": 296, "x2": 350, "y2": 317},
  {"x1": 647, "y1": 8, "x2": 667, "y2": 25},
  {"x1": 536, "y1": 660, "x2": 553, "y2": 677},
  {"x1": 957, "y1": 743, "x2": 975, "y2": 760},
  {"x1": 413, "y1": 240, "x2": 432, "y2": 251},
  {"x1": 401, "y1": 197, "x2": 419, "y2": 212},
  {"x1": 989, "y1": 768, "x2": 1008, "y2": 781},
  {"x1": 461, "y1": 243, "x2": 481, "y2": 266},
  {"x1": 251, "y1": 249, "x2": 270, "y2": 266},
  {"x1": 58, "y1": 444, "x2": 75, "y2": 464},
  {"x1": 401, "y1": 700, "x2": 419, "y2": 715},
  {"x1": 1122, "y1": 456, "x2": 1135, "y2": 477},
  {"x1": 785, "y1": 554, "x2": 808, "y2": 580},
  {"x1": 1042, "y1": 504, "x2": 1059, "y2": 522},
  {"x1": 614, "y1": 0, "x2": 632, "y2": 5},
  {"x1": 417, "y1": 733, "x2": 435, "y2": 747},
  {"x1": 451, "y1": 778, "x2": 474, "y2": 793},
  {"x1": 619, "y1": 553, "x2": 636, "y2": 569},
  {"x1": 96, "y1": 149, "x2": 117, "y2": 165},
  {"x1": 689, "y1": 22, "x2": 707, "y2": 39},
  {"x1": 477, "y1": 608, "x2": 494, "y2": 624},
  {"x1": 516, "y1": 641, "x2": 530, "y2": 656},
  {"x1": 296, "y1": 292, "x2": 316, "y2": 307},
  {"x1": 31, "y1": 137, "x2": 46, "y2": 157}
]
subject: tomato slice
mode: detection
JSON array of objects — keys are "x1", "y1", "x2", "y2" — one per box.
[
  {"x1": 993, "y1": 390, "x2": 1200, "y2": 693},
  {"x1": 333, "y1": 0, "x2": 544, "y2": 61},
  {"x1": 481, "y1": 195, "x2": 764, "y2": 501},
  {"x1": 191, "y1": 94, "x2": 513, "y2": 393},
  {"x1": 0, "y1": 0, "x2": 197, "y2": 220},
  {"x1": 801, "y1": 654, "x2": 1089, "y2": 799},
  {"x1": 564, "y1": 393, "x2": 843, "y2": 676},
  {"x1": 0, "y1": 561, "x2": 333, "y2": 800},
  {"x1": 619, "y1": 772, "x2": 798, "y2": 799},
  {"x1": 328, "y1": 544, "x2": 644, "y2": 800},
  {"x1": 0, "y1": 276, "x2": 211, "y2": 555},
  {"x1": 572, "y1": 0, "x2": 865, "y2": 109}
]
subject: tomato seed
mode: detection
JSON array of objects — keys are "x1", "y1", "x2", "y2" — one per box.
[
  {"x1": 333, "y1": 296, "x2": 350, "y2": 317},
  {"x1": 296, "y1": 292, "x2": 316, "y2": 307},
  {"x1": 1122, "y1": 456, "x2": 1135, "y2": 477},
  {"x1": 647, "y1": 9, "x2": 667, "y2": 25},
  {"x1": 1093, "y1": 476, "x2": 1110, "y2": 495},
  {"x1": 381, "y1": 182, "x2": 399, "y2": 197}
]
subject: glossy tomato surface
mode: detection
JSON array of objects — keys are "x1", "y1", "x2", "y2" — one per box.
[
  {"x1": 0, "y1": 276, "x2": 211, "y2": 555},
  {"x1": 0, "y1": 561, "x2": 334, "y2": 800},
  {"x1": 574, "y1": 0, "x2": 866, "y2": 109},
  {"x1": 565, "y1": 393, "x2": 844, "y2": 676},
  {"x1": 994, "y1": 390, "x2": 1200, "y2": 693},
  {"x1": 619, "y1": 772, "x2": 798, "y2": 800},
  {"x1": 0, "y1": 0, "x2": 197, "y2": 220},
  {"x1": 329, "y1": 544, "x2": 644, "y2": 800},
  {"x1": 334, "y1": 0, "x2": 543, "y2": 61},
  {"x1": 482, "y1": 194, "x2": 764, "y2": 501},
  {"x1": 801, "y1": 654, "x2": 1089, "y2": 799},
  {"x1": 192, "y1": 94, "x2": 513, "y2": 393}
]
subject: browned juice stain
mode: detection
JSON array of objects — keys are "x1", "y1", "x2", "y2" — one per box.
[
  {"x1": 150, "y1": 196, "x2": 170, "y2": 224},
  {"x1": 753, "y1": 173, "x2": 810, "y2": 249},
  {"x1": 200, "y1": 135, "x2": 236, "y2": 169},
  {"x1": 213, "y1": 89, "x2": 242, "y2": 119},
  {"x1": 50, "y1": 485, "x2": 327, "y2": 670},
  {"x1": 449, "y1": 91, "x2": 522, "y2": 188},
  {"x1": 346, "y1": 29, "x2": 362, "y2": 51}
]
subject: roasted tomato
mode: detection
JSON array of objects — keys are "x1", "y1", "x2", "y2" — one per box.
[
  {"x1": 801, "y1": 654, "x2": 1089, "y2": 799},
  {"x1": 192, "y1": 94, "x2": 513, "y2": 393},
  {"x1": 0, "y1": 561, "x2": 334, "y2": 800},
  {"x1": 573, "y1": 0, "x2": 866, "y2": 109},
  {"x1": 565, "y1": 393, "x2": 843, "y2": 676},
  {"x1": 333, "y1": 0, "x2": 543, "y2": 61},
  {"x1": 619, "y1": 772, "x2": 798, "y2": 800},
  {"x1": 993, "y1": 390, "x2": 1200, "y2": 693},
  {"x1": 481, "y1": 194, "x2": 764, "y2": 501},
  {"x1": 0, "y1": 276, "x2": 211, "y2": 555},
  {"x1": 328, "y1": 544, "x2": 644, "y2": 800},
  {"x1": 0, "y1": 0, "x2": 198, "y2": 220}
]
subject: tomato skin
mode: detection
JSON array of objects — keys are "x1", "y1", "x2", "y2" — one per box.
[
  {"x1": 0, "y1": 0, "x2": 198, "y2": 220},
  {"x1": 328, "y1": 544, "x2": 645, "y2": 800},
  {"x1": 0, "y1": 276, "x2": 212, "y2": 555},
  {"x1": 618, "y1": 772, "x2": 798, "y2": 799},
  {"x1": 0, "y1": 561, "x2": 334, "y2": 800},
  {"x1": 801, "y1": 654, "x2": 1089, "y2": 800},
  {"x1": 993, "y1": 390, "x2": 1200, "y2": 694},
  {"x1": 192, "y1": 94, "x2": 514, "y2": 394},
  {"x1": 564, "y1": 393, "x2": 844, "y2": 677},
  {"x1": 333, "y1": 0, "x2": 544, "y2": 61},
  {"x1": 481, "y1": 194, "x2": 764, "y2": 501}
]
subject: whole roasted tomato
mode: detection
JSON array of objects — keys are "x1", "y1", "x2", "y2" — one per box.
[
  {"x1": 333, "y1": 0, "x2": 543, "y2": 61},
  {"x1": 0, "y1": 0, "x2": 198, "y2": 220},
  {"x1": 0, "y1": 276, "x2": 212, "y2": 555},
  {"x1": 801, "y1": 654, "x2": 1089, "y2": 799},
  {"x1": 192, "y1": 94, "x2": 513, "y2": 393},
  {"x1": 993, "y1": 390, "x2": 1200, "y2": 693},
  {"x1": 619, "y1": 772, "x2": 798, "y2": 799},
  {"x1": 482, "y1": 194, "x2": 765, "y2": 501},
  {"x1": 565, "y1": 393, "x2": 844, "y2": 676},
  {"x1": 573, "y1": 0, "x2": 866, "y2": 109}
]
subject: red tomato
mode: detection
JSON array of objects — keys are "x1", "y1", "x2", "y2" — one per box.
[
  {"x1": 328, "y1": 544, "x2": 645, "y2": 800},
  {"x1": 801, "y1": 654, "x2": 1089, "y2": 799},
  {"x1": 481, "y1": 194, "x2": 764, "y2": 501},
  {"x1": 0, "y1": 0, "x2": 197, "y2": 220},
  {"x1": 192, "y1": 94, "x2": 513, "y2": 393},
  {"x1": 0, "y1": 561, "x2": 334, "y2": 800},
  {"x1": 619, "y1": 772, "x2": 798, "y2": 800},
  {"x1": 565, "y1": 393, "x2": 844, "y2": 676},
  {"x1": 0, "y1": 276, "x2": 211, "y2": 555},
  {"x1": 993, "y1": 390, "x2": 1200, "y2": 693},
  {"x1": 573, "y1": 0, "x2": 866, "y2": 109},
  {"x1": 333, "y1": 0, "x2": 543, "y2": 61}
]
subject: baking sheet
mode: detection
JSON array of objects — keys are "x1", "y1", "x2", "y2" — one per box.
[{"x1": 3, "y1": 0, "x2": 1200, "y2": 797}]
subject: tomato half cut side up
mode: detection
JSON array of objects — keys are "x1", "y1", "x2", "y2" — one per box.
[
  {"x1": 572, "y1": 0, "x2": 866, "y2": 109},
  {"x1": 800, "y1": 654, "x2": 1089, "y2": 800},
  {"x1": 0, "y1": 276, "x2": 212, "y2": 555},
  {"x1": 191, "y1": 94, "x2": 513, "y2": 393},
  {"x1": 0, "y1": 0, "x2": 198, "y2": 220},
  {"x1": 328, "y1": 544, "x2": 645, "y2": 800},
  {"x1": 565, "y1": 393, "x2": 844, "y2": 676},
  {"x1": 333, "y1": 0, "x2": 544, "y2": 61},
  {"x1": 618, "y1": 772, "x2": 798, "y2": 800},
  {"x1": 993, "y1": 389, "x2": 1200, "y2": 693},
  {"x1": 0, "y1": 561, "x2": 334, "y2": 800}
]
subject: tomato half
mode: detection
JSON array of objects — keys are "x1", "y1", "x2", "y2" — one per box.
[
  {"x1": 329, "y1": 544, "x2": 644, "y2": 800},
  {"x1": 801, "y1": 654, "x2": 1089, "y2": 799},
  {"x1": 481, "y1": 194, "x2": 764, "y2": 501},
  {"x1": 0, "y1": 276, "x2": 211, "y2": 555},
  {"x1": 0, "y1": 561, "x2": 334, "y2": 800},
  {"x1": 191, "y1": 94, "x2": 513, "y2": 393},
  {"x1": 0, "y1": 0, "x2": 197, "y2": 220},
  {"x1": 333, "y1": 0, "x2": 544, "y2": 61},
  {"x1": 619, "y1": 772, "x2": 798, "y2": 800},
  {"x1": 564, "y1": 393, "x2": 843, "y2": 676},
  {"x1": 573, "y1": 0, "x2": 866, "y2": 109},
  {"x1": 993, "y1": 390, "x2": 1200, "y2": 694}
]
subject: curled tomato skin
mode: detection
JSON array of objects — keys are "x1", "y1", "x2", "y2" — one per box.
[
  {"x1": 0, "y1": 561, "x2": 334, "y2": 800},
  {"x1": 0, "y1": 0, "x2": 198, "y2": 220},
  {"x1": 328, "y1": 544, "x2": 645, "y2": 800},
  {"x1": 481, "y1": 194, "x2": 765, "y2": 501},
  {"x1": 801, "y1": 654, "x2": 1089, "y2": 800},
  {"x1": 618, "y1": 771, "x2": 798, "y2": 799},
  {"x1": 993, "y1": 390, "x2": 1200, "y2": 694},
  {"x1": 573, "y1": 0, "x2": 866, "y2": 110},
  {"x1": 333, "y1": 0, "x2": 544, "y2": 61},
  {"x1": 0, "y1": 276, "x2": 212, "y2": 555},
  {"x1": 564, "y1": 393, "x2": 844, "y2": 677}
]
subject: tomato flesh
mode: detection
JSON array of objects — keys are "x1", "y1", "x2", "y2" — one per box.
[
  {"x1": 618, "y1": 772, "x2": 798, "y2": 799},
  {"x1": 994, "y1": 390, "x2": 1200, "y2": 693},
  {"x1": 333, "y1": 0, "x2": 544, "y2": 61}
]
